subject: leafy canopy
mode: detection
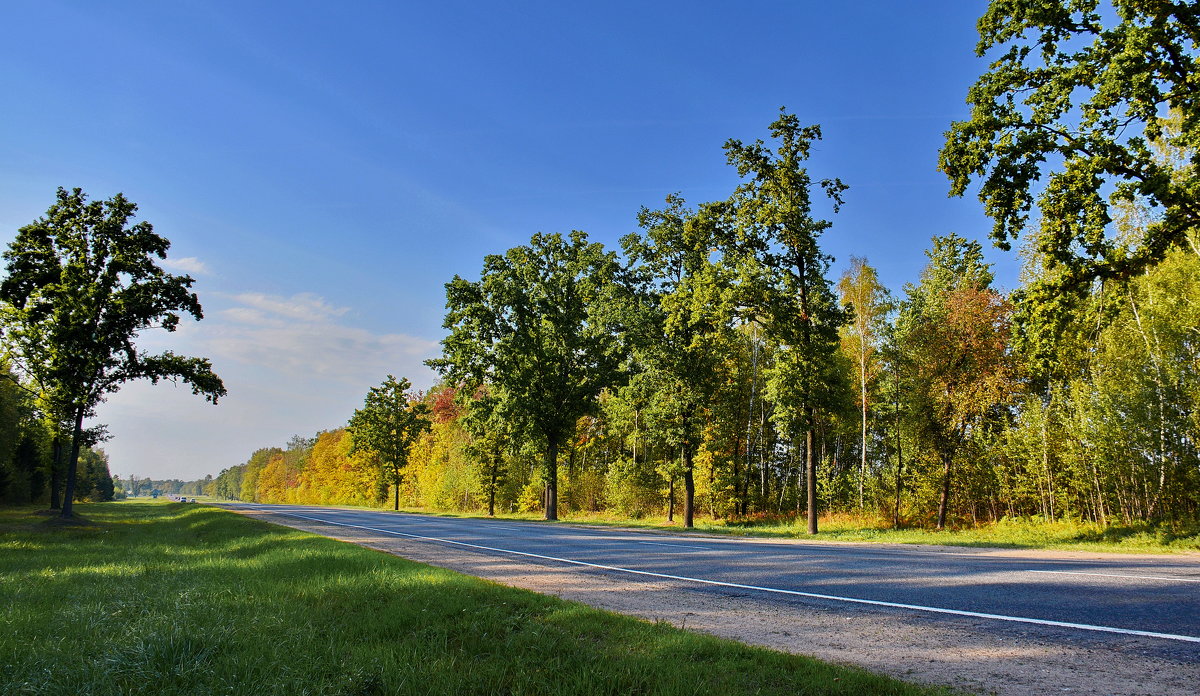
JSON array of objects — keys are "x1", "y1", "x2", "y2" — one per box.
[
  {"x1": 348, "y1": 375, "x2": 431, "y2": 480},
  {"x1": 430, "y1": 231, "x2": 624, "y2": 449},
  {"x1": 723, "y1": 109, "x2": 850, "y2": 434},
  {"x1": 0, "y1": 187, "x2": 226, "y2": 418},
  {"x1": 941, "y1": 0, "x2": 1200, "y2": 292}
]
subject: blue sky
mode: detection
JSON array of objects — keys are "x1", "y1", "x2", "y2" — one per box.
[{"x1": 1, "y1": 0, "x2": 1010, "y2": 481}]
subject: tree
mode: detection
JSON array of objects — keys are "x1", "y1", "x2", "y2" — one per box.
[
  {"x1": 837, "y1": 257, "x2": 891, "y2": 508},
  {"x1": 0, "y1": 188, "x2": 225, "y2": 517},
  {"x1": 429, "y1": 231, "x2": 624, "y2": 520},
  {"x1": 459, "y1": 384, "x2": 517, "y2": 517},
  {"x1": 347, "y1": 375, "x2": 431, "y2": 511},
  {"x1": 621, "y1": 195, "x2": 736, "y2": 527},
  {"x1": 941, "y1": 1, "x2": 1200, "y2": 301},
  {"x1": 900, "y1": 235, "x2": 1017, "y2": 529},
  {"x1": 723, "y1": 110, "x2": 850, "y2": 534}
]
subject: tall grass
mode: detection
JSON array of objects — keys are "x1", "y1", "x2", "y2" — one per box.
[{"x1": 0, "y1": 502, "x2": 946, "y2": 696}]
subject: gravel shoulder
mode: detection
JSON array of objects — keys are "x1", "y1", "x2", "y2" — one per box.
[{"x1": 228, "y1": 507, "x2": 1200, "y2": 696}]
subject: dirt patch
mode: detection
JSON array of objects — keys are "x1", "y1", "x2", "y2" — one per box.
[{"x1": 232, "y1": 507, "x2": 1200, "y2": 696}]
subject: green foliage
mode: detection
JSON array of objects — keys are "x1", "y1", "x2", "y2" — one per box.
[
  {"x1": 0, "y1": 187, "x2": 225, "y2": 516},
  {"x1": 347, "y1": 375, "x2": 431, "y2": 511},
  {"x1": 430, "y1": 231, "x2": 625, "y2": 520},
  {"x1": 942, "y1": 0, "x2": 1200, "y2": 289}
]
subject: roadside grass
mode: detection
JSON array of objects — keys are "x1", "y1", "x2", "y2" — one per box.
[
  {"x1": 300, "y1": 503, "x2": 1200, "y2": 554},
  {"x1": 0, "y1": 502, "x2": 947, "y2": 696}
]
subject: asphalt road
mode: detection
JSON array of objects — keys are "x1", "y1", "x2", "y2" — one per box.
[{"x1": 222, "y1": 502, "x2": 1200, "y2": 654}]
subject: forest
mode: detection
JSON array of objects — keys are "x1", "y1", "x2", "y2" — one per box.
[{"x1": 201, "y1": 109, "x2": 1200, "y2": 532}]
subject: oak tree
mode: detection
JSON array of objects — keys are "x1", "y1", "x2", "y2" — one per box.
[
  {"x1": 942, "y1": 1, "x2": 1200, "y2": 302},
  {"x1": 430, "y1": 231, "x2": 624, "y2": 520},
  {"x1": 621, "y1": 195, "x2": 736, "y2": 527},
  {"x1": 0, "y1": 187, "x2": 225, "y2": 517}
]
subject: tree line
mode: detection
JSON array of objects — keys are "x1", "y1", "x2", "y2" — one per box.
[{"x1": 205, "y1": 101, "x2": 1199, "y2": 530}]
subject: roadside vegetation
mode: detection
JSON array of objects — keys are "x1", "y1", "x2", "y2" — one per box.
[{"x1": 0, "y1": 501, "x2": 948, "y2": 696}]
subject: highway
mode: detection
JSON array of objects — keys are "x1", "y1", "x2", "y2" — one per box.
[{"x1": 221, "y1": 502, "x2": 1200, "y2": 650}]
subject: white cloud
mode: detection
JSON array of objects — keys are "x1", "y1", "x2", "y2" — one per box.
[
  {"x1": 97, "y1": 290, "x2": 441, "y2": 480},
  {"x1": 206, "y1": 292, "x2": 437, "y2": 385},
  {"x1": 162, "y1": 256, "x2": 211, "y2": 276},
  {"x1": 229, "y1": 292, "x2": 348, "y2": 322}
]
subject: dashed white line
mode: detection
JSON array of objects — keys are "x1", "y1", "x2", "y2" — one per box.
[
  {"x1": 1027, "y1": 569, "x2": 1200, "y2": 583},
  {"x1": 254, "y1": 508, "x2": 1200, "y2": 644}
]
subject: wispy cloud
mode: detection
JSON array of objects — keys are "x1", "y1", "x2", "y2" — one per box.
[
  {"x1": 205, "y1": 292, "x2": 437, "y2": 385},
  {"x1": 162, "y1": 256, "x2": 211, "y2": 276},
  {"x1": 229, "y1": 292, "x2": 348, "y2": 322},
  {"x1": 99, "y1": 290, "x2": 440, "y2": 480}
]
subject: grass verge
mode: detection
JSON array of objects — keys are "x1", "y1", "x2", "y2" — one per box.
[{"x1": 0, "y1": 501, "x2": 947, "y2": 696}]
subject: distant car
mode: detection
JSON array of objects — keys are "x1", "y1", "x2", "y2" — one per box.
[{"x1": 179, "y1": 497, "x2": 188, "y2": 503}]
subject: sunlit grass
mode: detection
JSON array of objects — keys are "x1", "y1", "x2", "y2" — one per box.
[{"x1": 0, "y1": 501, "x2": 947, "y2": 696}]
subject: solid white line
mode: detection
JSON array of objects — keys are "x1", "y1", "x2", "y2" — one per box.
[
  {"x1": 1027, "y1": 570, "x2": 1200, "y2": 583},
  {"x1": 638, "y1": 541, "x2": 710, "y2": 550},
  {"x1": 260, "y1": 509, "x2": 1200, "y2": 644}
]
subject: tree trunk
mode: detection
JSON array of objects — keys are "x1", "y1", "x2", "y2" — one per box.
[
  {"x1": 545, "y1": 437, "x2": 559, "y2": 521},
  {"x1": 683, "y1": 444, "x2": 696, "y2": 528},
  {"x1": 937, "y1": 450, "x2": 952, "y2": 530},
  {"x1": 60, "y1": 408, "x2": 85, "y2": 518},
  {"x1": 394, "y1": 470, "x2": 400, "y2": 511},
  {"x1": 49, "y1": 435, "x2": 63, "y2": 510},
  {"x1": 806, "y1": 407, "x2": 818, "y2": 535},
  {"x1": 731, "y1": 434, "x2": 741, "y2": 517},
  {"x1": 488, "y1": 451, "x2": 499, "y2": 517},
  {"x1": 860, "y1": 351, "x2": 868, "y2": 509},
  {"x1": 893, "y1": 419, "x2": 904, "y2": 528},
  {"x1": 668, "y1": 475, "x2": 675, "y2": 522}
]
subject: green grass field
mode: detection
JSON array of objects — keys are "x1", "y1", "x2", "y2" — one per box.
[{"x1": 0, "y1": 502, "x2": 948, "y2": 696}]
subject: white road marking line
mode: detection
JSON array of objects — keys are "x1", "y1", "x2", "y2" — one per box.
[
  {"x1": 1027, "y1": 570, "x2": 1200, "y2": 583},
  {"x1": 257, "y1": 509, "x2": 1200, "y2": 644},
  {"x1": 637, "y1": 541, "x2": 710, "y2": 550}
]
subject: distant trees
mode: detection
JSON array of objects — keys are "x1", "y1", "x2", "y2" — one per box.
[{"x1": 0, "y1": 188, "x2": 223, "y2": 515}]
